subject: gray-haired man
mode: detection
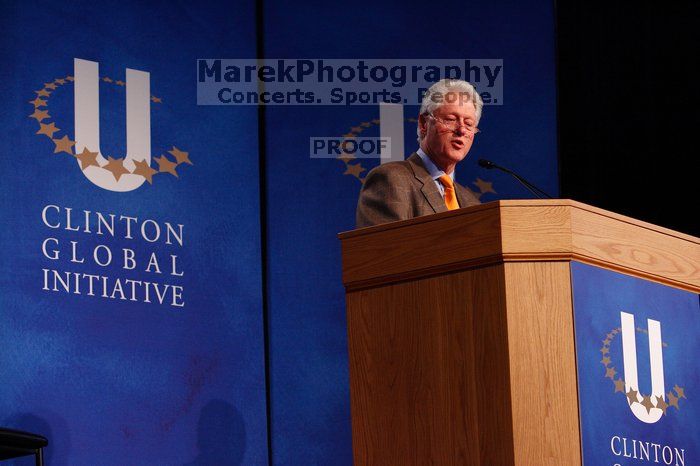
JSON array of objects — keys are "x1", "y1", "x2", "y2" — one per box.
[{"x1": 356, "y1": 79, "x2": 483, "y2": 228}]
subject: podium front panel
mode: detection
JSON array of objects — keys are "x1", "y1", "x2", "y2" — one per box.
[{"x1": 571, "y1": 262, "x2": 700, "y2": 465}]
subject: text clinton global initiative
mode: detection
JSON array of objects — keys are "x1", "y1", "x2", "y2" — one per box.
[{"x1": 40, "y1": 204, "x2": 186, "y2": 308}]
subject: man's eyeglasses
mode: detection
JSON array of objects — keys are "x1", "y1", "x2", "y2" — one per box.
[{"x1": 428, "y1": 113, "x2": 480, "y2": 135}]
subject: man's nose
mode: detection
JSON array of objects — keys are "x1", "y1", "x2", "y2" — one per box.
[{"x1": 454, "y1": 125, "x2": 468, "y2": 136}]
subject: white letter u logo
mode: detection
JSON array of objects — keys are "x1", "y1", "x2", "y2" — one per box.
[
  {"x1": 74, "y1": 58, "x2": 151, "y2": 192},
  {"x1": 620, "y1": 311, "x2": 665, "y2": 423}
]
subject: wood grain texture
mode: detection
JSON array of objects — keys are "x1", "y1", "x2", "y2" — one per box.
[
  {"x1": 499, "y1": 204, "x2": 572, "y2": 254},
  {"x1": 502, "y1": 262, "x2": 581, "y2": 466},
  {"x1": 341, "y1": 204, "x2": 503, "y2": 287},
  {"x1": 339, "y1": 200, "x2": 700, "y2": 292},
  {"x1": 346, "y1": 266, "x2": 515, "y2": 465},
  {"x1": 569, "y1": 205, "x2": 700, "y2": 291}
]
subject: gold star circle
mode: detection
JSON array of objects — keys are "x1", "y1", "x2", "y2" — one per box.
[
  {"x1": 29, "y1": 75, "x2": 193, "y2": 187},
  {"x1": 599, "y1": 324, "x2": 685, "y2": 415}
]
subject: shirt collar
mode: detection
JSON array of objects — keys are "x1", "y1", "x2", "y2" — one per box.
[{"x1": 416, "y1": 148, "x2": 454, "y2": 182}]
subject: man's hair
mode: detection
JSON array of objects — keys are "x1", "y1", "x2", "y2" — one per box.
[{"x1": 417, "y1": 79, "x2": 483, "y2": 142}]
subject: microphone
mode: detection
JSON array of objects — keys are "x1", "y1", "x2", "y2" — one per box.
[{"x1": 477, "y1": 159, "x2": 553, "y2": 199}]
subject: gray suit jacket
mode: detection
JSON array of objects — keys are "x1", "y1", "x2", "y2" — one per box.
[{"x1": 356, "y1": 153, "x2": 480, "y2": 228}]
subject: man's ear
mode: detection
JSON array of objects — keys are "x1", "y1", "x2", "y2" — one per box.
[{"x1": 418, "y1": 114, "x2": 428, "y2": 138}]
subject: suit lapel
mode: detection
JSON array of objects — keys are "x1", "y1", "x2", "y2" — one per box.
[
  {"x1": 407, "y1": 153, "x2": 448, "y2": 214},
  {"x1": 455, "y1": 181, "x2": 481, "y2": 208},
  {"x1": 455, "y1": 183, "x2": 473, "y2": 207}
]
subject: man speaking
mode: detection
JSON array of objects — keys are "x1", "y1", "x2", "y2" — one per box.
[{"x1": 356, "y1": 79, "x2": 482, "y2": 227}]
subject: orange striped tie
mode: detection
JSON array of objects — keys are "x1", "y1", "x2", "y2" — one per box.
[{"x1": 438, "y1": 175, "x2": 460, "y2": 210}]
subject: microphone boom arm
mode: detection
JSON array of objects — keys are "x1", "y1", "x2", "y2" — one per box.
[{"x1": 478, "y1": 159, "x2": 553, "y2": 199}]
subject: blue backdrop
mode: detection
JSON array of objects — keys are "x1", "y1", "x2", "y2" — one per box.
[
  {"x1": 263, "y1": 1, "x2": 558, "y2": 464},
  {"x1": 1, "y1": 1, "x2": 559, "y2": 464},
  {"x1": 1, "y1": 1, "x2": 267, "y2": 464}
]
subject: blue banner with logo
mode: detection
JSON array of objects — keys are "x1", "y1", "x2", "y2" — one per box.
[
  {"x1": 0, "y1": 1, "x2": 268, "y2": 464},
  {"x1": 262, "y1": 1, "x2": 559, "y2": 464},
  {"x1": 571, "y1": 262, "x2": 700, "y2": 465}
]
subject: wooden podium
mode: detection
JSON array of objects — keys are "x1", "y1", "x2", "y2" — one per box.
[{"x1": 338, "y1": 200, "x2": 699, "y2": 466}]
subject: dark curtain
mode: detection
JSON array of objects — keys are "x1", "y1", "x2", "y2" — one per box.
[{"x1": 557, "y1": 1, "x2": 699, "y2": 236}]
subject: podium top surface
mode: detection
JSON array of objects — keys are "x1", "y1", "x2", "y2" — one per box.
[{"x1": 339, "y1": 199, "x2": 700, "y2": 292}]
